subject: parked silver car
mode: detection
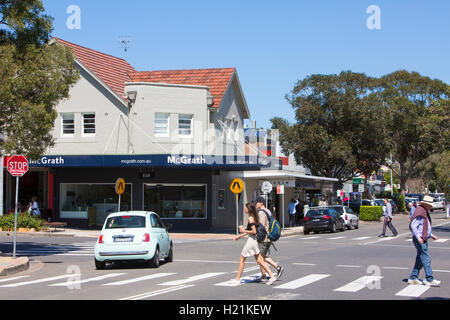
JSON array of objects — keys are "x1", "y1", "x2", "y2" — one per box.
[{"x1": 327, "y1": 205, "x2": 359, "y2": 230}]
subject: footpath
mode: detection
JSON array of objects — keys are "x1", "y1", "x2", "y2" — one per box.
[{"x1": 1, "y1": 210, "x2": 449, "y2": 277}]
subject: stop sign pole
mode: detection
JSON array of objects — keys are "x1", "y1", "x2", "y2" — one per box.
[{"x1": 6, "y1": 155, "x2": 29, "y2": 259}]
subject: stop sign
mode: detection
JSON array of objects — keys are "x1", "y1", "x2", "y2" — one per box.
[{"x1": 7, "y1": 155, "x2": 29, "y2": 177}]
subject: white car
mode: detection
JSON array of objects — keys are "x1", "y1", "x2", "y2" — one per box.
[
  {"x1": 94, "y1": 211, "x2": 173, "y2": 269},
  {"x1": 328, "y1": 205, "x2": 359, "y2": 230},
  {"x1": 431, "y1": 198, "x2": 445, "y2": 211}
]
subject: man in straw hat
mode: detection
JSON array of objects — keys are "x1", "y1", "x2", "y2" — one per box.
[{"x1": 407, "y1": 195, "x2": 441, "y2": 287}]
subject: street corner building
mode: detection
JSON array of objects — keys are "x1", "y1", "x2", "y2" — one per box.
[{"x1": 0, "y1": 38, "x2": 338, "y2": 232}]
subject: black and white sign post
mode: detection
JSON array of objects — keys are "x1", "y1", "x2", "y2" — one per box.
[
  {"x1": 261, "y1": 181, "x2": 273, "y2": 209},
  {"x1": 6, "y1": 155, "x2": 29, "y2": 259}
]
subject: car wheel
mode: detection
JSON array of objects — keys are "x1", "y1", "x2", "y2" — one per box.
[
  {"x1": 304, "y1": 228, "x2": 310, "y2": 235},
  {"x1": 165, "y1": 243, "x2": 173, "y2": 263},
  {"x1": 355, "y1": 221, "x2": 359, "y2": 229},
  {"x1": 149, "y1": 246, "x2": 160, "y2": 268},
  {"x1": 95, "y1": 258, "x2": 106, "y2": 270},
  {"x1": 340, "y1": 223, "x2": 346, "y2": 232},
  {"x1": 330, "y1": 223, "x2": 336, "y2": 233}
]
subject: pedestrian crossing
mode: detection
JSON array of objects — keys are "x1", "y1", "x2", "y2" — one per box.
[
  {"x1": 299, "y1": 235, "x2": 450, "y2": 244},
  {"x1": 0, "y1": 266, "x2": 442, "y2": 299},
  {"x1": 14, "y1": 242, "x2": 95, "y2": 257},
  {"x1": 9, "y1": 237, "x2": 448, "y2": 258}
]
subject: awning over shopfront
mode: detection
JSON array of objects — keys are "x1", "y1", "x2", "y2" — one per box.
[
  {"x1": 243, "y1": 169, "x2": 338, "y2": 184},
  {"x1": 25, "y1": 154, "x2": 280, "y2": 170}
]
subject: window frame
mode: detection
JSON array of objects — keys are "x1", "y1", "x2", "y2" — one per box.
[
  {"x1": 143, "y1": 183, "x2": 207, "y2": 220},
  {"x1": 82, "y1": 113, "x2": 96, "y2": 137},
  {"x1": 61, "y1": 113, "x2": 75, "y2": 137},
  {"x1": 178, "y1": 114, "x2": 193, "y2": 138},
  {"x1": 154, "y1": 112, "x2": 170, "y2": 137}
]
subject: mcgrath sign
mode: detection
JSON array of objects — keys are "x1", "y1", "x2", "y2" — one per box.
[{"x1": 7, "y1": 155, "x2": 29, "y2": 177}]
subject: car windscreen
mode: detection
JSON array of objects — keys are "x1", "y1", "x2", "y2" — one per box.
[
  {"x1": 307, "y1": 210, "x2": 329, "y2": 217},
  {"x1": 332, "y1": 207, "x2": 344, "y2": 214},
  {"x1": 105, "y1": 216, "x2": 146, "y2": 229},
  {"x1": 374, "y1": 200, "x2": 384, "y2": 206}
]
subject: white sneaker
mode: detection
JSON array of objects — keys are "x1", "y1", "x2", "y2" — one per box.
[
  {"x1": 228, "y1": 279, "x2": 242, "y2": 286},
  {"x1": 407, "y1": 278, "x2": 424, "y2": 285},
  {"x1": 266, "y1": 277, "x2": 277, "y2": 285},
  {"x1": 424, "y1": 279, "x2": 441, "y2": 287}
]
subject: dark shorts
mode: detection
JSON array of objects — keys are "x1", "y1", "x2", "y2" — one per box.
[{"x1": 259, "y1": 241, "x2": 271, "y2": 256}]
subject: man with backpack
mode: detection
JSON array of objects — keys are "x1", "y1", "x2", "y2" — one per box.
[{"x1": 255, "y1": 196, "x2": 284, "y2": 281}]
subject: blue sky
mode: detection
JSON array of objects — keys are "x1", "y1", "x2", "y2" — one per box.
[{"x1": 42, "y1": 0, "x2": 450, "y2": 129}]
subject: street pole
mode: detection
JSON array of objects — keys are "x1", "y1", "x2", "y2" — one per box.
[
  {"x1": 0, "y1": 156, "x2": 3, "y2": 216},
  {"x1": 236, "y1": 194, "x2": 239, "y2": 235},
  {"x1": 390, "y1": 153, "x2": 393, "y2": 197},
  {"x1": 13, "y1": 176, "x2": 19, "y2": 259},
  {"x1": 281, "y1": 193, "x2": 285, "y2": 230},
  {"x1": 118, "y1": 194, "x2": 121, "y2": 212}
]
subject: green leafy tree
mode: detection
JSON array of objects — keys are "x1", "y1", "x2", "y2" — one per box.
[
  {"x1": 0, "y1": 0, "x2": 79, "y2": 159},
  {"x1": 380, "y1": 70, "x2": 449, "y2": 194},
  {"x1": 272, "y1": 71, "x2": 390, "y2": 186}
]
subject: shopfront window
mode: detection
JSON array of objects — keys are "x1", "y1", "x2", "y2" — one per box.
[
  {"x1": 60, "y1": 184, "x2": 132, "y2": 225},
  {"x1": 144, "y1": 184, "x2": 206, "y2": 219}
]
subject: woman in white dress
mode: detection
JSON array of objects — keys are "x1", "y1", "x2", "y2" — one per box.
[{"x1": 231, "y1": 202, "x2": 277, "y2": 285}]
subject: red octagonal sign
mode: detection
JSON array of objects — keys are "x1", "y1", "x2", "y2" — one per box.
[{"x1": 7, "y1": 155, "x2": 29, "y2": 177}]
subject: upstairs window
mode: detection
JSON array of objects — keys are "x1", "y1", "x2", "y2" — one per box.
[
  {"x1": 61, "y1": 113, "x2": 75, "y2": 136},
  {"x1": 178, "y1": 114, "x2": 193, "y2": 137},
  {"x1": 155, "y1": 113, "x2": 169, "y2": 137},
  {"x1": 82, "y1": 113, "x2": 96, "y2": 136}
]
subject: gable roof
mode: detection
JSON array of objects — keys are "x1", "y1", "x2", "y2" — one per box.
[
  {"x1": 53, "y1": 37, "x2": 136, "y2": 102},
  {"x1": 128, "y1": 68, "x2": 236, "y2": 109},
  {"x1": 54, "y1": 39, "x2": 245, "y2": 112}
]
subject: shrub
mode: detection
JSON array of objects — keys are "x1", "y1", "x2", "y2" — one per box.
[
  {"x1": 359, "y1": 206, "x2": 383, "y2": 221},
  {"x1": 0, "y1": 214, "x2": 44, "y2": 231},
  {"x1": 395, "y1": 194, "x2": 406, "y2": 212}
]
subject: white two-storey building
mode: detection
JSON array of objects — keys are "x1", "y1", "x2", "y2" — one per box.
[{"x1": 2, "y1": 38, "x2": 279, "y2": 231}]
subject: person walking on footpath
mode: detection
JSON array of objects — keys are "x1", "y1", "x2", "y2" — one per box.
[
  {"x1": 232, "y1": 202, "x2": 277, "y2": 286},
  {"x1": 255, "y1": 197, "x2": 284, "y2": 281},
  {"x1": 407, "y1": 195, "x2": 441, "y2": 287},
  {"x1": 288, "y1": 199, "x2": 297, "y2": 227},
  {"x1": 378, "y1": 198, "x2": 398, "y2": 237}
]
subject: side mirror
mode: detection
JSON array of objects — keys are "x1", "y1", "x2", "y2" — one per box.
[{"x1": 165, "y1": 223, "x2": 173, "y2": 231}]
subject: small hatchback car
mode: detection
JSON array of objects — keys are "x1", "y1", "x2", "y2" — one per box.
[
  {"x1": 303, "y1": 207, "x2": 346, "y2": 235},
  {"x1": 94, "y1": 211, "x2": 173, "y2": 269}
]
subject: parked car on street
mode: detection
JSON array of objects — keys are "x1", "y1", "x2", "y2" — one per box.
[
  {"x1": 94, "y1": 211, "x2": 173, "y2": 269},
  {"x1": 362, "y1": 199, "x2": 376, "y2": 206},
  {"x1": 303, "y1": 207, "x2": 346, "y2": 235},
  {"x1": 328, "y1": 205, "x2": 359, "y2": 230},
  {"x1": 405, "y1": 197, "x2": 418, "y2": 208},
  {"x1": 431, "y1": 198, "x2": 445, "y2": 211},
  {"x1": 373, "y1": 199, "x2": 398, "y2": 214},
  {"x1": 389, "y1": 200, "x2": 399, "y2": 213}
]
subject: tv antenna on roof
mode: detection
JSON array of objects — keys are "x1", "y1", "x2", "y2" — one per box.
[{"x1": 118, "y1": 36, "x2": 132, "y2": 53}]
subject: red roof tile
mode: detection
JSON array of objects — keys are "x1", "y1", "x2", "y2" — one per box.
[
  {"x1": 128, "y1": 68, "x2": 236, "y2": 108},
  {"x1": 54, "y1": 38, "x2": 136, "y2": 101},
  {"x1": 54, "y1": 38, "x2": 236, "y2": 108}
]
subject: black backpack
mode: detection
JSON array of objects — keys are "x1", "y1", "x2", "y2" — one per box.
[{"x1": 256, "y1": 223, "x2": 267, "y2": 243}]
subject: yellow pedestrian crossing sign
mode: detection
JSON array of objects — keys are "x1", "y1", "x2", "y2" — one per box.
[
  {"x1": 115, "y1": 178, "x2": 126, "y2": 195},
  {"x1": 230, "y1": 178, "x2": 244, "y2": 194}
]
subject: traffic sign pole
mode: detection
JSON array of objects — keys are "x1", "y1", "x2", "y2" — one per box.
[
  {"x1": 6, "y1": 156, "x2": 29, "y2": 260},
  {"x1": 13, "y1": 176, "x2": 19, "y2": 259},
  {"x1": 236, "y1": 194, "x2": 239, "y2": 235},
  {"x1": 230, "y1": 178, "x2": 245, "y2": 235}
]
